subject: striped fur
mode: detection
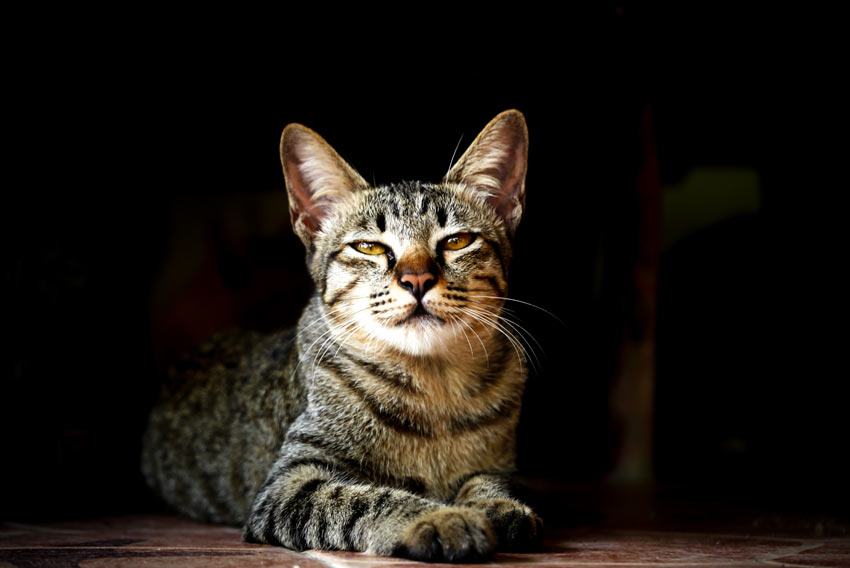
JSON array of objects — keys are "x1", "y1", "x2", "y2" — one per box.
[{"x1": 141, "y1": 110, "x2": 541, "y2": 562}]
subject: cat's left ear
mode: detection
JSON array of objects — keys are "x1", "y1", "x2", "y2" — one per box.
[
  {"x1": 444, "y1": 109, "x2": 529, "y2": 233},
  {"x1": 280, "y1": 123, "x2": 369, "y2": 247}
]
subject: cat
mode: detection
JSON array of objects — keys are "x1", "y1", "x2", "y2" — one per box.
[{"x1": 141, "y1": 109, "x2": 542, "y2": 562}]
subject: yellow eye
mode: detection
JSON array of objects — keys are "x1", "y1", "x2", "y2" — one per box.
[
  {"x1": 443, "y1": 233, "x2": 475, "y2": 251},
  {"x1": 354, "y1": 241, "x2": 386, "y2": 255}
]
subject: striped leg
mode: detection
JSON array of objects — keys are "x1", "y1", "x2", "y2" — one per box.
[
  {"x1": 453, "y1": 473, "x2": 543, "y2": 552},
  {"x1": 244, "y1": 462, "x2": 496, "y2": 562}
]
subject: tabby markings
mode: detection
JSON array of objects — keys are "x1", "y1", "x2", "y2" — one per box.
[
  {"x1": 284, "y1": 477, "x2": 327, "y2": 550},
  {"x1": 318, "y1": 355, "x2": 521, "y2": 437},
  {"x1": 472, "y1": 275, "x2": 506, "y2": 298},
  {"x1": 346, "y1": 353, "x2": 417, "y2": 392},
  {"x1": 278, "y1": 457, "x2": 343, "y2": 478},
  {"x1": 481, "y1": 237, "x2": 507, "y2": 276},
  {"x1": 342, "y1": 493, "x2": 369, "y2": 548},
  {"x1": 286, "y1": 431, "x2": 363, "y2": 472},
  {"x1": 449, "y1": 393, "x2": 522, "y2": 433},
  {"x1": 372, "y1": 488, "x2": 393, "y2": 514},
  {"x1": 451, "y1": 470, "x2": 507, "y2": 502},
  {"x1": 326, "y1": 281, "x2": 358, "y2": 307},
  {"x1": 464, "y1": 345, "x2": 513, "y2": 395},
  {"x1": 437, "y1": 207, "x2": 448, "y2": 228}
]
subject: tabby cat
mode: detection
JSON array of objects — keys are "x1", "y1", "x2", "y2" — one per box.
[{"x1": 141, "y1": 110, "x2": 542, "y2": 562}]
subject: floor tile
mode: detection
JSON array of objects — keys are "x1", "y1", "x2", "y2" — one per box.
[
  {"x1": 2, "y1": 515, "x2": 850, "y2": 567},
  {"x1": 774, "y1": 541, "x2": 850, "y2": 567}
]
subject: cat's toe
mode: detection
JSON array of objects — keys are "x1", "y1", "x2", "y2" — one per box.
[
  {"x1": 470, "y1": 499, "x2": 543, "y2": 552},
  {"x1": 393, "y1": 507, "x2": 496, "y2": 563}
]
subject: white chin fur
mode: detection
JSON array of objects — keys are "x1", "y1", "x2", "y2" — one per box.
[{"x1": 358, "y1": 316, "x2": 458, "y2": 357}]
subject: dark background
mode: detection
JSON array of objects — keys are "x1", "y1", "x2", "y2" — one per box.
[{"x1": 3, "y1": 8, "x2": 845, "y2": 523}]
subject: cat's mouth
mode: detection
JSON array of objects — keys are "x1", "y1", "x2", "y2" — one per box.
[{"x1": 402, "y1": 305, "x2": 445, "y2": 325}]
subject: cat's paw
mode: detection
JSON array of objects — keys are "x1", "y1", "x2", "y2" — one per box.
[
  {"x1": 393, "y1": 507, "x2": 496, "y2": 562},
  {"x1": 468, "y1": 499, "x2": 543, "y2": 552}
]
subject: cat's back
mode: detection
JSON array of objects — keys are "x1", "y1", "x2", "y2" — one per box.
[{"x1": 141, "y1": 327, "x2": 305, "y2": 524}]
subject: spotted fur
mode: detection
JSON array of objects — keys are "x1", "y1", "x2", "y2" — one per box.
[{"x1": 141, "y1": 110, "x2": 542, "y2": 562}]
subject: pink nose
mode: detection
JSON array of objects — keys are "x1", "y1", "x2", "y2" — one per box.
[{"x1": 399, "y1": 271, "x2": 436, "y2": 299}]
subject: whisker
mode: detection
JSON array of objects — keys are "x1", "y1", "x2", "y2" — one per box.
[
  {"x1": 292, "y1": 305, "x2": 374, "y2": 379},
  {"x1": 450, "y1": 319, "x2": 474, "y2": 359},
  {"x1": 446, "y1": 133, "x2": 465, "y2": 178},
  {"x1": 457, "y1": 306, "x2": 529, "y2": 373},
  {"x1": 324, "y1": 323, "x2": 362, "y2": 369},
  {"x1": 462, "y1": 300, "x2": 544, "y2": 356},
  {"x1": 494, "y1": 312, "x2": 544, "y2": 371},
  {"x1": 311, "y1": 321, "x2": 353, "y2": 372},
  {"x1": 461, "y1": 303, "x2": 543, "y2": 373},
  {"x1": 314, "y1": 318, "x2": 361, "y2": 371},
  {"x1": 467, "y1": 294, "x2": 566, "y2": 327},
  {"x1": 452, "y1": 313, "x2": 489, "y2": 367}
]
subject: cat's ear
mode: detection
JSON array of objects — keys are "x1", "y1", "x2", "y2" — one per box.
[
  {"x1": 444, "y1": 109, "x2": 529, "y2": 233},
  {"x1": 280, "y1": 123, "x2": 368, "y2": 246}
]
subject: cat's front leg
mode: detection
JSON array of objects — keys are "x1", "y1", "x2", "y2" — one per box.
[
  {"x1": 453, "y1": 472, "x2": 543, "y2": 552},
  {"x1": 244, "y1": 461, "x2": 496, "y2": 562}
]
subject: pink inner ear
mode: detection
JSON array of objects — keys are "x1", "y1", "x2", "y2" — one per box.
[
  {"x1": 505, "y1": 143, "x2": 527, "y2": 196},
  {"x1": 285, "y1": 158, "x2": 327, "y2": 236},
  {"x1": 489, "y1": 143, "x2": 527, "y2": 220}
]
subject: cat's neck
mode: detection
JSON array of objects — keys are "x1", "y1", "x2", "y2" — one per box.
[{"x1": 341, "y1": 326, "x2": 520, "y2": 394}]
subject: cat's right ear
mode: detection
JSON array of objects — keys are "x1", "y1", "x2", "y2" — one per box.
[{"x1": 280, "y1": 124, "x2": 368, "y2": 247}]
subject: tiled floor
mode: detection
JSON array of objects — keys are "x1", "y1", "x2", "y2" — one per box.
[{"x1": 2, "y1": 513, "x2": 849, "y2": 568}]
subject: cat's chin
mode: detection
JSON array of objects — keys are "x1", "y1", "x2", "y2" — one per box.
[{"x1": 362, "y1": 316, "x2": 463, "y2": 358}]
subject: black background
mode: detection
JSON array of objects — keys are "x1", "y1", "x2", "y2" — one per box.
[{"x1": 3, "y1": 7, "x2": 846, "y2": 522}]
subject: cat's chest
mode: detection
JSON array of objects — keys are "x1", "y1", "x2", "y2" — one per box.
[
  {"x1": 348, "y1": 374, "x2": 522, "y2": 500},
  {"x1": 301, "y1": 351, "x2": 525, "y2": 499},
  {"x1": 371, "y1": 421, "x2": 519, "y2": 500}
]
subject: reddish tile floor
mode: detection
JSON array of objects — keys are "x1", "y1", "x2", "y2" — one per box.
[
  {"x1": 3, "y1": 482, "x2": 848, "y2": 567},
  {"x1": 2, "y1": 513, "x2": 849, "y2": 568}
]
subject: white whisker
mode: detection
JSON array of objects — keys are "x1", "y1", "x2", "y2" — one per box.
[
  {"x1": 452, "y1": 313, "x2": 489, "y2": 367},
  {"x1": 467, "y1": 293, "x2": 566, "y2": 327},
  {"x1": 446, "y1": 133, "x2": 465, "y2": 178},
  {"x1": 456, "y1": 306, "x2": 528, "y2": 373}
]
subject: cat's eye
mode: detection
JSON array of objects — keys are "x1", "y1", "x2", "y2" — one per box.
[
  {"x1": 353, "y1": 241, "x2": 386, "y2": 255},
  {"x1": 442, "y1": 233, "x2": 476, "y2": 251}
]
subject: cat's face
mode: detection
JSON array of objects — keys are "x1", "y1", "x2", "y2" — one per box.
[
  {"x1": 281, "y1": 111, "x2": 528, "y2": 358},
  {"x1": 312, "y1": 182, "x2": 513, "y2": 356}
]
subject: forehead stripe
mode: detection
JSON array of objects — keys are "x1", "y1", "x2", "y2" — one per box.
[{"x1": 437, "y1": 208, "x2": 447, "y2": 228}]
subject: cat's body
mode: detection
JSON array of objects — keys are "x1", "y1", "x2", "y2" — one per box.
[{"x1": 142, "y1": 110, "x2": 541, "y2": 562}]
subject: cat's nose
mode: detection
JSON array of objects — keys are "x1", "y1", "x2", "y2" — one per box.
[{"x1": 399, "y1": 271, "x2": 437, "y2": 300}]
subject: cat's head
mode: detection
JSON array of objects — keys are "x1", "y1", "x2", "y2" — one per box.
[{"x1": 281, "y1": 110, "x2": 528, "y2": 358}]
